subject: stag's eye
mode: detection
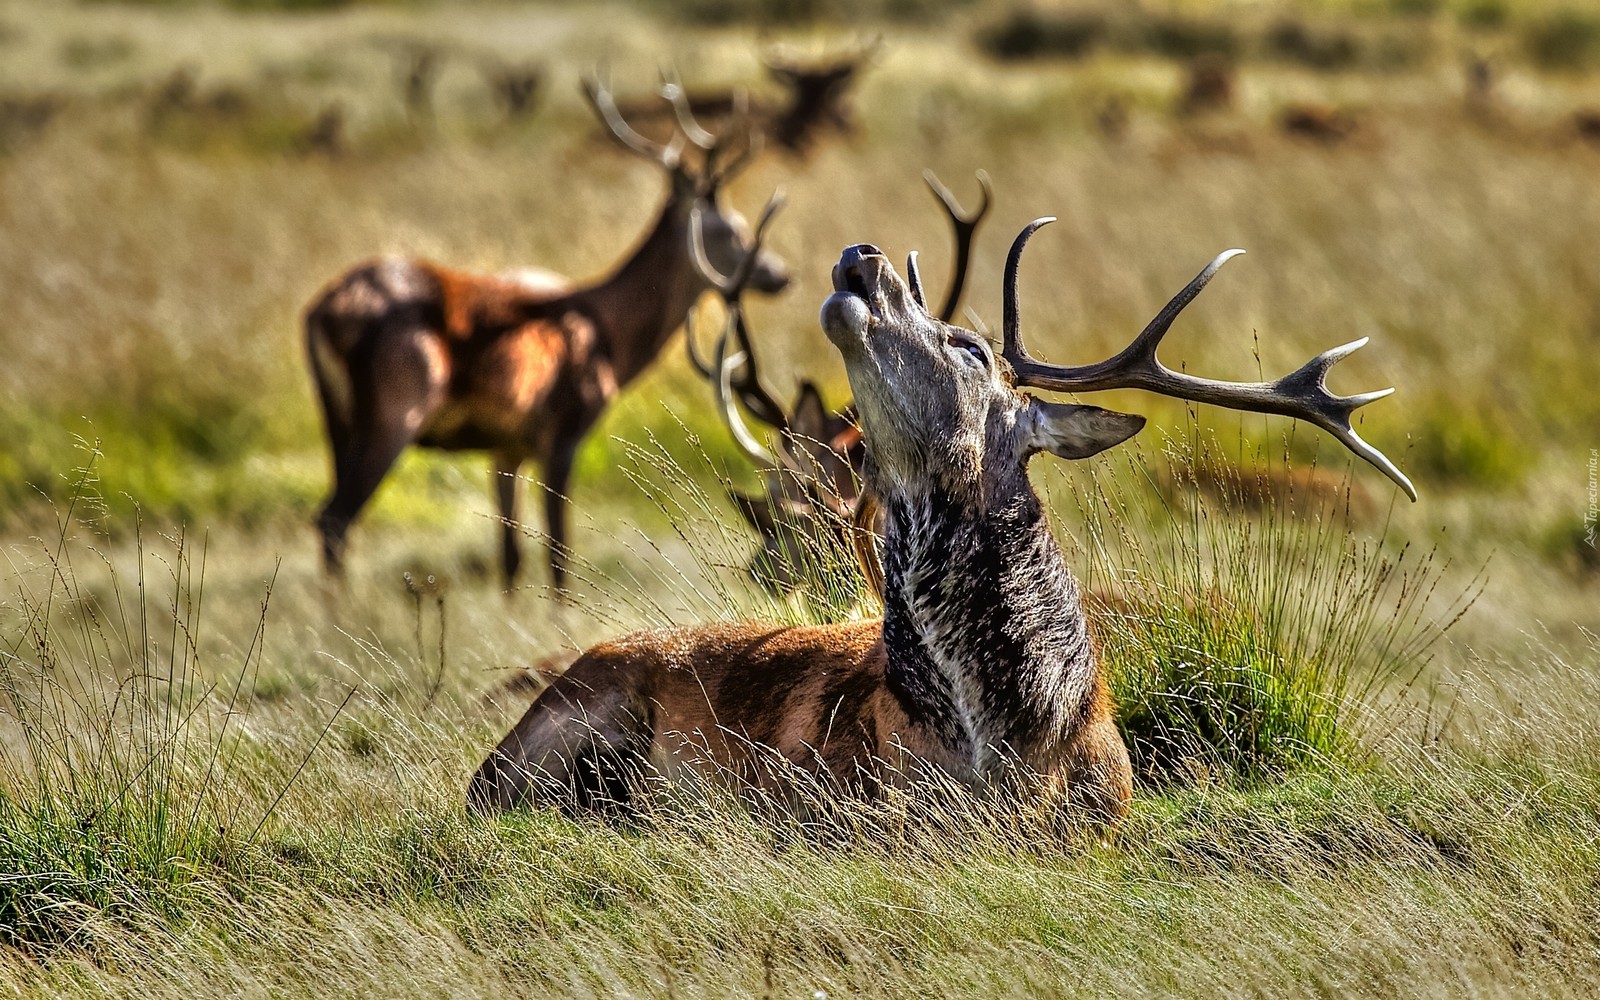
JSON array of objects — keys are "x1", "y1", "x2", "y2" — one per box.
[{"x1": 948, "y1": 335, "x2": 988, "y2": 368}]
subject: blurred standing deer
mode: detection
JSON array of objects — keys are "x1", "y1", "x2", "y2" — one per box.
[
  {"x1": 468, "y1": 214, "x2": 1414, "y2": 822},
  {"x1": 304, "y1": 75, "x2": 790, "y2": 589}
]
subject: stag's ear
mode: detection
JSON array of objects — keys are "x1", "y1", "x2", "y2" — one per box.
[{"x1": 1019, "y1": 399, "x2": 1145, "y2": 461}]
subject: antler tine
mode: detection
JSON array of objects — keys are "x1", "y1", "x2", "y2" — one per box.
[
  {"x1": 688, "y1": 189, "x2": 791, "y2": 430},
  {"x1": 760, "y1": 41, "x2": 801, "y2": 78},
  {"x1": 683, "y1": 303, "x2": 717, "y2": 380},
  {"x1": 924, "y1": 169, "x2": 993, "y2": 323},
  {"x1": 582, "y1": 71, "x2": 682, "y2": 168},
  {"x1": 657, "y1": 66, "x2": 719, "y2": 150},
  {"x1": 906, "y1": 251, "x2": 927, "y2": 310},
  {"x1": 728, "y1": 312, "x2": 790, "y2": 428},
  {"x1": 1001, "y1": 224, "x2": 1417, "y2": 500},
  {"x1": 1001, "y1": 217, "x2": 1056, "y2": 361},
  {"x1": 708, "y1": 91, "x2": 762, "y2": 183},
  {"x1": 686, "y1": 302, "x2": 786, "y2": 426}
]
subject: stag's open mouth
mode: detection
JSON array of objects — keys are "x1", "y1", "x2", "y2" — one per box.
[
  {"x1": 834, "y1": 262, "x2": 873, "y2": 300},
  {"x1": 831, "y1": 243, "x2": 886, "y2": 301}
]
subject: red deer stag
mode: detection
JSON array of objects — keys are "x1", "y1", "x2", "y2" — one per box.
[
  {"x1": 304, "y1": 75, "x2": 790, "y2": 589},
  {"x1": 467, "y1": 218, "x2": 1415, "y2": 823},
  {"x1": 687, "y1": 170, "x2": 991, "y2": 597}
]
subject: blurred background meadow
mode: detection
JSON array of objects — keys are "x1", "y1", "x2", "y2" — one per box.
[{"x1": 1, "y1": 0, "x2": 1599, "y2": 995}]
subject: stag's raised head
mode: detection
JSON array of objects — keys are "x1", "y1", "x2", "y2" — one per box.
[
  {"x1": 824, "y1": 218, "x2": 1416, "y2": 505},
  {"x1": 821, "y1": 242, "x2": 1144, "y2": 497}
]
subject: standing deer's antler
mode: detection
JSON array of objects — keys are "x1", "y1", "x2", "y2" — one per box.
[
  {"x1": 685, "y1": 191, "x2": 803, "y2": 469},
  {"x1": 582, "y1": 71, "x2": 684, "y2": 168},
  {"x1": 689, "y1": 192, "x2": 864, "y2": 523},
  {"x1": 658, "y1": 67, "x2": 761, "y2": 184},
  {"x1": 915, "y1": 169, "x2": 993, "y2": 322},
  {"x1": 1000, "y1": 219, "x2": 1417, "y2": 500}
]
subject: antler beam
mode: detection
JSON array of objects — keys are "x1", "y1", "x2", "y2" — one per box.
[
  {"x1": 582, "y1": 72, "x2": 683, "y2": 168},
  {"x1": 924, "y1": 169, "x2": 992, "y2": 322},
  {"x1": 1001, "y1": 218, "x2": 1416, "y2": 500},
  {"x1": 657, "y1": 68, "x2": 759, "y2": 182}
]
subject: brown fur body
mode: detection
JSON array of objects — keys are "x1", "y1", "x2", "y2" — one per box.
[
  {"x1": 469, "y1": 618, "x2": 1128, "y2": 818},
  {"x1": 466, "y1": 239, "x2": 1159, "y2": 829}
]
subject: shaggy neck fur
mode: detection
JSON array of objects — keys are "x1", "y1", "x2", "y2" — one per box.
[{"x1": 878, "y1": 467, "x2": 1096, "y2": 778}]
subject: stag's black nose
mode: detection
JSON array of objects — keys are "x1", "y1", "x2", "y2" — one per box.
[{"x1": 834, "y1": 244, "x2": 886, "y2": 298}]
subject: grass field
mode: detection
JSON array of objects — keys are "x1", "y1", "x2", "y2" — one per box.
[{"x1": 1, "y1": 0, "x2": 1599, "y2": 995}]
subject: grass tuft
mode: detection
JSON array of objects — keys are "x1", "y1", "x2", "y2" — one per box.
[
  {"x1": 0, "y1": 464, "x2": 342, "y2": 952},
  {"x1": 1068, "y1": 431, "x2": 1474, "y2": 784}
]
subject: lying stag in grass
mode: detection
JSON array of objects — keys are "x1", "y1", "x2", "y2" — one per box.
[
  {"x1": 305, "y1": 73, "x2": 789, "y2": 590},
  {"x1": 467, "y1": 216, "x2": 1414, "y2": 824},
  {"x1": 687, "y1": 170, "x2": 992, "y2": 598}
]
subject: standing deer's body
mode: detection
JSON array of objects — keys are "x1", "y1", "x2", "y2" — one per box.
[
  {"x1": 306, "y1": 77, "x2": 788, "y2": 589},
  {"x1": 469, "y1": 223, "x2": 1415, "y2": 821}
]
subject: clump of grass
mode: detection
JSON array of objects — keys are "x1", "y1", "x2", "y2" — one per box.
[
  {"x1": 1067, "y1": 431, "x2": 1474, "y2": 785},
  {"x1": 1136, "y1": 16, "x2": 1242, "y2": 61},
  {"x1": 1538, "y1": 518, "x2": 1600, "y2": 579},
  {"x1": 58, "y1": 34, "x2": 137, "y2": 71},
  {"x1": 0, "y1": 373, "x2": 321, "y2": 531},
  {"x1": 1458, "y1": 0, "x2": 1509, "y2": 30},
  {"x1": 0, "y1": 460, "x2": 343, "y2": 952},
  {"x1": 1408, "y1": 397, "x2": 1533, "y2": 489},
  {"x1": 1264, "y1": 19, "x2": 1364, "y2": 72},
  {"x1": 654, "y1": 0, "x2": 973, "y2": 25}
]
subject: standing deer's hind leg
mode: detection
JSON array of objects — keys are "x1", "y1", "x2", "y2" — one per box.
[
  {"x1": 541, "y1": 436, "x2": 582, "y2": 592},
  {"x1": 317, "y1": 332, "x2": 443, "y2": 575}
]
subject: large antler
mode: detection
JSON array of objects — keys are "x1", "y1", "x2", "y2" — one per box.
[
  {"x1": 685, "y1": 191, "x2": 797, "y2": 464},
  {"x1": 582, "y1": 71, "x2": 683, "y2": 168},
  {"x1": 689, "y1": 193, "x2": 862, "y2": 522},
  {"x1": 1000, "y1": 218, "x2": 1416, "y2": 500},
  {"x1": 658, "y1": 68, "x2": 761, "y2": 184}
]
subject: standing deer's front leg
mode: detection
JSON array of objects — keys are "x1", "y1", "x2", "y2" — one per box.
[{"x1": 492, "y1": 453, "x2": 523, "y2": 590}]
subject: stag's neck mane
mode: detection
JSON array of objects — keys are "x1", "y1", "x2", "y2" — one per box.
[{"x1": 877, "y1": 471, "x2": 1096, "y2": 776}]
